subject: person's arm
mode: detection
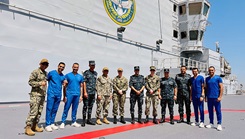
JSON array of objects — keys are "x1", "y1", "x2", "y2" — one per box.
[
  {"x1": 63, "y1": 85, "x2": 67, "y2": 102},
  {"x1": 217, "y1": 83, "x2": 223, "y2": 102},
  {"x1": 129, "y1": 76, "x2": 138, "y2": 93},
  {"x1": 174, "y1": 87, "x2": 177, "y2": 100},
  {"x1": 139, "y1": 76, "x2": 145, "y2": 93},
  {"x1": 113, "y1": 77, "x2": 120, "y2": 92},
  {"x1": 28, "y1": 70, "x2": 44, "y2": 87},
  {"x1": 79, "y1": 82, "x2": 83, "y2": 102},
  {"x1": 83, "y1": 82, "x2": 88, "y2": 98},
  {"x1": 96, "y1": 77, "x2": 102, "y2": 100},
  {"x1": 145, "y1": 76, "x2": 150, "y2": 91},
  {"x1": 122, "y1": 78, "x2": 128, "y2": 92}
]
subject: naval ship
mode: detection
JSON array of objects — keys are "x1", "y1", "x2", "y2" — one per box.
[{"x1": 0, "y1": 0, "x2": 244, "y2": 139}]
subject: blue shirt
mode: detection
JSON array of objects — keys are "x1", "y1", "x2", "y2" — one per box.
[
  {"x1": 47, "y1": 70, "x2": 65, "y2": 96},
  {"x1": 205, "y1": 75, "x2": 223, "y2": 98},
  {"x1": 190, "y1": 75, "x2": 204, "y2": 98},
  {"x1": 65, "y1": 72, "x2": 84, "y2": 96}
]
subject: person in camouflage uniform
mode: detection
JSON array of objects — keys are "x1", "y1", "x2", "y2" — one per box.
[
  {"x1": 95, "y1": 67, "x2": 113, "y2": 125},
  {"x1": 144, "y1": 66, "x2": 160, "y2": 124},
  {"x1": 159, "y1": 69, "x2": 177, "y2": 125},
  {"x1": 81, "y1": 61, "x2": 97, "y2": 127},
  {"x1": 112, "y1": 68, "x2": 128, "y2": 124},
  {"x1": 175, "y1": 66, "x2": 191, "y2": 124},
  {"x1": 25, "y1": 59, "x2": 49, "y2": 136},
  {"x1": 129, "y1": 66, "x2": 145, "y2": 124}
]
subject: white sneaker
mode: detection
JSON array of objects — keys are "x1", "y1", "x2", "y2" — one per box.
[
  {"x1": 51, "y1": 124, "x2": 58, "y2": 130},
  {"x1": 205, "y1": 124, "x2": 213, "y2": 129},
  {"x1": 191, "y1": 122, "x2": 198, "y2": 126},
  {"x1": 60, "y1": 123, "x2": 65, "y2": 129},
  {"x1": 71, "y1": 122, "x2": 81, "y2": 127},
  {"x1": 217, "y1": 124, "x2": 222, "y2": 131},
  {"x1": 199, "y1": 122, "x2": 204, "y2": 128},
  {"x1": 45, "y1": 125, "x2": 52, "y2": 132}
]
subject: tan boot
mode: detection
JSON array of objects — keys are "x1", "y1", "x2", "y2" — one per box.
[
  {"x1": 25, "y1": 125, "x2": 35, "y2": 136},
  {"x1": 96, "y1": 118, "x2": 102, "y2": 125},
  {"x1": 103, "y1": 117, "x2": 110, "y2": 124},
  {"x1": 32, "y1": 123, "x2": 43, "y2": 132}
]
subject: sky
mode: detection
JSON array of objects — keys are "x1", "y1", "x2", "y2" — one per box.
[{"x1": 204, "y1": 0, "x2": 245, "y2": 86}]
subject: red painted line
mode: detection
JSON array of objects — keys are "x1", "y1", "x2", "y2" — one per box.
[
  {"x1": 222, "y1": 109, "x2": 245, "y2": 112},
  {"x1": 56, "y1": 110, "x2": 209, "y2": 139}
]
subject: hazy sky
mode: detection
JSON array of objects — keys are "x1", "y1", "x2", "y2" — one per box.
[{"x1": 204, "y1": 0, "x2": 245, "y2": 86}]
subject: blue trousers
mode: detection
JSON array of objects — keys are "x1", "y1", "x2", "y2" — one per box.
[
  {"x1": 207, "y1": 98, "x2": 222, "y2": 124},
  {"x1": 45, "y1": 93, "x2": 61, "y2": 126},
  {"x1": 61, "y1": 95, "x2": 80, "y2": 123},
  {"x1": 192, "y1": 97, "x2": 204, "y2": 123}
]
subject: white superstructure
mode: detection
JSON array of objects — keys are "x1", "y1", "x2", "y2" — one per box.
[{"x1": 0, "y1": 0, "x2": 238, "y2": 102}]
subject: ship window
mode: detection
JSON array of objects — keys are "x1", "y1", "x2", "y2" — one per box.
[
  {"x1": 173, "y1": 4, "x2": 177, "y2": 12},
  {"x1": 189, "y1": 2, "x2": 202, "y2": 15},
  {"x1": 200, "y1": 31, "x2": 204, "y2": 40},
  {"x1": 181, "y1": 31, "x2": 187, "y2": 39},
  {"x1": 189, "y1": 30, "x2": 198, "y2": 40},
  {"x1": 179, "y1": 5, "x2": 186, "y2": 15},
  {"x1": 173, "y1": 30, "x2": 178, "y2": 38},
  {"x1": 203, "y1": 3, "x2": 210, "y2": 16}
]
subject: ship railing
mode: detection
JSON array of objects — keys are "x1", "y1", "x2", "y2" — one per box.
[{"x1": 155, "y1": 57, "x2": 208, "y2": 72}]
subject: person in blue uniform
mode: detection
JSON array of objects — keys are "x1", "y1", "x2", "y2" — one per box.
[
  {"x1": 129, "y1": 66, "x2": 145, "y2": 124},
  {"x1": 159, "y1": 69, "x2": 177, "y2": 125},
  {"x1": 190, "y1": 68, "x2": 205, "y2": 128},
  {"x1": 81, "y1": 60, "x2": 97, "y2": 126},
  {"x1": 205, "y1": 66, "x2": 223, "y2": 131},
  {"x1": 60, "y1": 63, "x2": 84, "y2": 128},
  {"x1": 45, "y1": 62, "x2": 66, "y2": 132}
]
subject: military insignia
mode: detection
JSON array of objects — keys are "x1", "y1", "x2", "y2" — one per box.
[{"x1": 103, "y1": 0, "x2": 136, "y2": 26}]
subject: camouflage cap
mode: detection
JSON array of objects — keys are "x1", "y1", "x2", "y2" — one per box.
[
  {"x1": 117, "y1": 68, "x2": 123, "y2": 72},
  {"x1": 89, "y1": 60, "x2": 95, "y2": 65},
  {"x1": 164, "y1": 68, "x2": 170, "y2": 72},
  {"x1": 150, "y1": 66, "x2": 156, "y2": 71},
  {"x1": 103, "y1": 67, "x2": 109, "y2": 71},
  {"x1": 134, "y1": 66, "x2": 140, "y2": 70},
  {"x1": 40, "y1": 58, "x2": 49, "y2": 64}
]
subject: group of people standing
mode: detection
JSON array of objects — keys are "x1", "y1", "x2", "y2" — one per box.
[{"x1": 24, "y1": 58, "x2": 224, "y2": 136}]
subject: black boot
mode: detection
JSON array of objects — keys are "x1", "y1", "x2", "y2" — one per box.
[
  {"x1": 186, "y1": 115, "x2": 191, "y2": 124},
  {"x1": 138, "y1": 115, "x2": 143, "y2": 124},
  {"x1": 131, "y1": 114, "x2": 135, "y2": 124},
  {"x1": 113, "y1": 116, "x2": 117, "y2": 124},
  {"x1": 81, "y1": 115, "x2": 86, "y2": 127},
  {"x1": 159, "y1": 115, "x2": 165, "y2": 123},
  {"x1": 120, "y1": 116, "x2": 126, "y2": 124},
  {"x1": 177, "y1": 114, "x2": 184, "y2": 123},
  {"x1": 87, "y1": 114, "x2": 96, "y2": 125},
  {"x1": 153, "y1": 116, "x2": 158, "y2": 124},
  {"x1": 170, "y1": 115, "x2": 174, "y2": 125},
  {"x1": 144, "y1": 115, "x2": 149, "y2": 123}
]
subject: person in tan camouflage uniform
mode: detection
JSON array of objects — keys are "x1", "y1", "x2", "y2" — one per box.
[
  {"x1": 95, "y1": 67, "x2": 113, "y2": 125},
  {"x1": 25, "y1": 59, "x2": 49, "y2": 136},
  {"x1": 144, "y1": 66, "x2": 160, "y2": 124},
  {"x1": 112, "y1": 68, "x2": 128, "y2": 124}
]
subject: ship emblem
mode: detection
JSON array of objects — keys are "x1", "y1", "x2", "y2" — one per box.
[{"x1": 103, "y1": 0, "x2": 136, "y2": 26}]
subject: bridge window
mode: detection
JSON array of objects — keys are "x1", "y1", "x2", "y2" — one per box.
[
  {"x1": 200, "y1": 31, "x2": 204, "y2": 40},
  {"x1": 189, "y1": 30, "x2": 198, "y2": 40},
  {"x1": 173, "y1": 30, "x2": 178, "y2": 38},
  {"x1": 173, "y1": 4, "x2": 177, "y2": 12},
  {"x1": 203, "y1": 3, "x2": 210, "y2": 16},
  {"x1": 189, "y1": 2, "x2": 202, "y2": 15},
  {"x1": 179, "y1": 5, "x2": 186, "y2": 15},
  {"x1": 181, "y1": 31, "x2": 187, "y2": 39}
]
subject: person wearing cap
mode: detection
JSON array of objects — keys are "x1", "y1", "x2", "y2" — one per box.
[
  {"x1": 45, "y1": 62, "x2": 66, "y2": 132},
  {"x1": 60, "y1": 63, "x2": 84, "y2": 129},
  {"x1": 189, "y1": 68, "x2": 205, "y2": 128},
  {"x1": 144, "y1": 66, "x2": 160, "y2": 124},
  {"x1": 95, "y1": 67, "x2": 113, "y2": 125},
  {"x1": 159, "y1": 68, "x2": 177, "y2": 125},
  {"x1": 81, "y1": 60, "x2": 97, "y2": 127},
  {"x1": 112, "y1": 68, "x2": 128, "y2": 124},
  {"x1": 25, "y1": 58, "x2": 49, "y2": 136},
  {"x1": 129, "y1": 66, "x2": 145, "y2": 124},
  {"x1": 205, "y1": 66, "x2": 223, "y2": 131},
  {"x1": 175, "y1": 65, "x2": 191, "y2": 124}
]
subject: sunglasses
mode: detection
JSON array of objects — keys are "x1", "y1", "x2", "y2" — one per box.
[{"x1": 42, "y1": 63, "x2": 49, "y2": 66}]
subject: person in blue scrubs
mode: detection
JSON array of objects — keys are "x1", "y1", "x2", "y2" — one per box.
[
  {"x1": 45, "y1": 62, "x2": 66, "y2": 132},
  {"x1": 190, "y1": 68, "x2": 205, "y2": 128},
  {"x1": 205, "y1": 66, "x2": 223, "y2": 131},
  {"x1": 60, "y1": 63, "x2": 84, "y2": 128}
]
